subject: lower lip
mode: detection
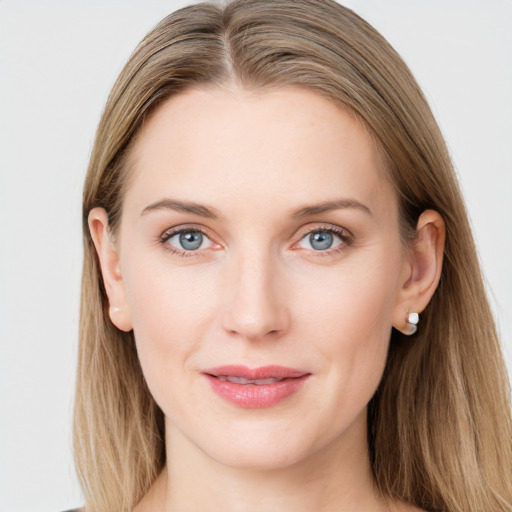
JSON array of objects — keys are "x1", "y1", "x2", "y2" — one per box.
[{"x1": 204, "y1": 374, "x2": 310, "y2": 408}]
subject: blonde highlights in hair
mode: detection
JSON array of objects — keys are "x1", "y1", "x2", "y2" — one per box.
[{"x1": 75, "y1": 1, "x2": 512, "y2": 511}]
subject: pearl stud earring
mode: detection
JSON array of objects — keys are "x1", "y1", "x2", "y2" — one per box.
[{"x1": 400, "y1": 310, "x2": 419, "y2": 335}]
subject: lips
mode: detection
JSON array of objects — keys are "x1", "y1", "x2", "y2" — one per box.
[{"x1": 202, "y1": 365, "x2": 310, "y2": 408}]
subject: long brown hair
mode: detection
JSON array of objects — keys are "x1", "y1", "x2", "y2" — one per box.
[{"x1": 74, "y1": 1, "x2": 512, "y2": 510}]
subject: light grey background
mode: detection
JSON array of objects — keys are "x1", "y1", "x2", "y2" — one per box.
[{"x1": 0, "y1": 1, "x2": 511, "y2": 511}]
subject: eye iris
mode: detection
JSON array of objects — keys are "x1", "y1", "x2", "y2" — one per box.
[
  {"x1": 179, "y1": 231, "x2": 203, "y2": 250},
  {"x1": 310, "y1": 231, "x2": 333, "y2": 250}
]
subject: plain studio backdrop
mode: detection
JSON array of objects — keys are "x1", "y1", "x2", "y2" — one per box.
[{"x1": 0, "y1": 1, "x2": 511, "y2": 511}]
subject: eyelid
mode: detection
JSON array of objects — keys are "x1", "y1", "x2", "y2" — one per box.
[
  {"x1": 294, "y1": 223, "x2": 353, "y2": 242},
  {"x1": 160, "y1": 223, "x2": 215, "y2": 240}
]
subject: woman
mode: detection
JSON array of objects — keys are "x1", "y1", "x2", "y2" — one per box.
[{"x1": 73, "y1": 0, "x2": 512, "y2": 511}]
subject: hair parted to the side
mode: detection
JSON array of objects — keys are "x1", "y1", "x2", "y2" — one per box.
[{"x1": 74, "y1": 1, "x2": 512, "y2": 511}]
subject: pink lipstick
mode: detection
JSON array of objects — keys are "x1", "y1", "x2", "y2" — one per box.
[{"x1": 202, "y1": 365, "x2": 310, "y2": 408}]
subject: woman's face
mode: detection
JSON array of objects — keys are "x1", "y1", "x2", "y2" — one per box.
[{"x1": 112, "y1": 86, "x2": 411, "y2": 469}]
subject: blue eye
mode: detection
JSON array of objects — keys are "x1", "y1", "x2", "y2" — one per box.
[
  {"x1": 163, "y1": 229, "x2": 212, "y2": 253},
  {"x1": 309, "y1": 231, "x2": 336, "y2": 250},
  {"x1": 178, "y1": 231, "x2": 204, "y2": 250},
  {"x1": 297, "y1": 227, "x2": 349, "y2": 253}
]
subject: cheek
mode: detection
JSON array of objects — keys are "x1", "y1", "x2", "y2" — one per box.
[
  {"x1": 295, "y1": 246, "x2": 402, "y2": 407},
  {"x1": 122, "y1": 260, "x2": 219, "y2": 407},
  {"x1": 128, "y1": 269, "x2": 214, "y2": 335},
  {"x1": 299, "y1": 247, "x2": 401, "y2": 345}
]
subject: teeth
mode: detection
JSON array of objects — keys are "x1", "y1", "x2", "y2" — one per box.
[
  {"x1": 227, "y1": 376, "x2": 250, "y2": 384},
  {"x1": 254, "y1": 378, "x2": 280, "y2": 385},
  {"x1": 217, "y1": 376, "x2": 283, "y2": 385}
]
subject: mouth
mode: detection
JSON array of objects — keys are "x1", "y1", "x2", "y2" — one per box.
[{"x1": 202, "y1": 365, "x2": 311, "y2": 408}]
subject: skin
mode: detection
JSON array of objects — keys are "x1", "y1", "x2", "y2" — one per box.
[{"x1": 90, "y1": 85, "x2": 444, "y2": 512}]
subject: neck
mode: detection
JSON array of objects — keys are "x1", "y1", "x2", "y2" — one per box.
[{"x1": 136, "y1": 411, "x2": 392, "y2": 512}]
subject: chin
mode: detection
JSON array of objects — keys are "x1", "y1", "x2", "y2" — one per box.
[
  {"x1": 199, "y1": 421, "x2": 320, "y2": 471},
  {"x1": 209, "y1": 444, "x2": 308, "y2": 471}
]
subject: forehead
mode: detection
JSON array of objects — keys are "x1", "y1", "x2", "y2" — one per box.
[{"x1": 124, "y1": 85, "x2": 395, "y2": 221}]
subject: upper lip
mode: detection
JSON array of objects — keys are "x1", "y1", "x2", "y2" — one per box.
[{"x1": 203, "y1": 365, "x2": 309, "y2": 380}]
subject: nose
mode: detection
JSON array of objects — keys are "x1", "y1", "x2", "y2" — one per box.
[{"x1": 221, "y1": 249, "x2": 290, "y2": 342}]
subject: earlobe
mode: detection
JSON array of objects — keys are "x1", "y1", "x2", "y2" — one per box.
[
  {"x1": 393, "y1": 210, "x2": 446, "y2": 335},
  {"x1": 88, "y1": 207, "x2": 133, "y2": 332}
]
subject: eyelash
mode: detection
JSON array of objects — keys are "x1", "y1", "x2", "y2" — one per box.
[{"x1": 159, "y1": 224, "x2": 354, "y2": 259}]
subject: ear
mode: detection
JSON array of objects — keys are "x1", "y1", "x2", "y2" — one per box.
[
  {"x1": 88, "y1": 207, "x2": 133, "y2": 332},
  {"x1": 392, "y1": 210, "x2": 446, "y2": 334}
]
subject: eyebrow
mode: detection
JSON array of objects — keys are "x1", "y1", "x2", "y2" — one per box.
[
  {"x1": 141, "y1": 197, "x2": 372, "y2": 219},
  {"x1": 291, "y1": 199, "x2": 373, "y2": 218},
  {"x1": 141, "y1": 199, "x2": 221, "y2": 219}
]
